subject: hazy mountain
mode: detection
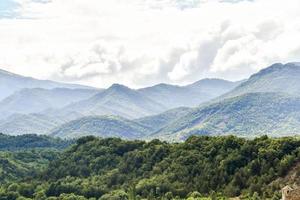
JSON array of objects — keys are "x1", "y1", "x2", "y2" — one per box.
[
  {"x1": 0, "y1": 88, "x2": 99, "y2": 119},
  {"x1": 0, "y1": 110, "x2": 86, "y2": 136},
  {"x1": 139, "y1": 79, "x2": 241, "y2": 108},
  {"x1": 135, "y1": 107, "x2": 193, "y2": 133},
  {"x1": 50, "y1": 115, "x2": 151, "y2": 139},
  {"x1": 48, "y1": 62, "x2": 300, "y2": 141},
  {"x1": 0, "y1": 113, "x2": 64, "y2": 135},
  {"x1": 60, "y1": 84, "x2": 167, "y2": 119},
  {"x1": 221, "y1": 62, "x2": 300, "y2": 99},
  {"x1": 3, "y1": 62, "x2": 300, "y2": 140},
  {"x1": 38, "y1": 107, "x2": 192, "y2": 139},
  {"x1": 153, "y1": 92, "x2": 300, "y2": 141},
  {"x1": 0, "y1": 68, "x2": 95, "y2": 101}
]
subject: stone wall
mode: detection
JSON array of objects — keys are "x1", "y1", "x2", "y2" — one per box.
[{"x1": 282, "y1": 185, "x2": 300, "y2": 200}]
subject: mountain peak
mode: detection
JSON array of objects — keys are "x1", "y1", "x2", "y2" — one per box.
[
  {"x1": 189, "y1": 78, "x2": 232, "y2": 86},
  {"x1": 220, "y1": 62, "x2": 300, "y2": 100},
  {"x1": 251, "y1": 62, "x2": 300, "y2": 79},
  {"x1": 108, "y1": 83, "x2": 131, "y2": 91}
]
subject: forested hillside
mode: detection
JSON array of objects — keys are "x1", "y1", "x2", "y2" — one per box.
[
  {"x1": 154, "y1": 92, "x2": 300, "y2": 141},
  {"x1": 0, "y1": 133, "x2": 73, "y2": 150},
  {"x1": 0, "y1": 134, "x2": 71, "y2": 187},
  {"x1": 0, "y1": 150, "x2": 60, "y2": 184},
  {"x1": 50, "y1": 115, "x2": 151, "y2": 139},
  {"x1": 0, "y1": 136, "x2": 299, "y2": 199},
  {"x1": 221, "y1": 63, "x2": 300, "y2": 99}
]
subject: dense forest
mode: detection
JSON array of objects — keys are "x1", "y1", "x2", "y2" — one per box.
[
  {"x1": 0, "y1": 135, "x2": 299, "y2": 200},
  {"x1": 0, "y1": 133, "x2": 73, "y2": 151}
]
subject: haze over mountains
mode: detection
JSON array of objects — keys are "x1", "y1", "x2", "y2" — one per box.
[
  {"x1": 0, "y1": 69, "x2": 94, "y2": 101},
  {"x1": 154, "y1": 92, "x2": 300, "y2": 141},
  {"x1": 0, "y1": 88, "x2": 99, "y2": 119},
  {"x1": 1, "y1": 62, "x2": 300, "y2": 140},
  {"x1": 139, "y1": 79, "x2": 239, "y2": 108},
  {"x1": 221, "y1": 62, "x2": 300, "y2": 98},
  {"x1": 59, "y1": 84, "x2": 167, "y2": 119},
  {"x1": 0, "y1": 68, "x2": 240, "y2": 136},
  {"x1": 153, "y1": 62, "x2": 300, "y2": 141},
  {"x1": 50, "y1": 115, "x2": 151, "y2": 139}
]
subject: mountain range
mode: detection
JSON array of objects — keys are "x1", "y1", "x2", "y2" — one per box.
[
  {"x1": 152, "y1": 92, "x2": 300, "y2": 141},
  {"x1": 138, "y1": 79, "x2": 240, "y2": 108},
  {"x1": 150, "y1": 62, "x2": 300, "y2": 141},
  {"x1": 221, "y1": 62, "x2": 300, "y2": 98},
  {"x1": 1, "y1": 62, "x2": 300, "y2": 140},
  {"x1": 0, "y1": 69, "x2": 94, "y2": 101},
  {"x1": 0, "y1": 88, "x2": 99, "y2": 119},
  {"x1": 0, "y1": 68, "x2": 239, "y2": 136}
]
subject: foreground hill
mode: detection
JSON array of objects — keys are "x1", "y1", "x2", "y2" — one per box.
[
  {"x1": 0, "y1": 88, "x2": 99, "y2": 119},
  {"x1": 50, "y1": 115, "x2": 151, "y2": 139},
  {"x1": 0, "y1": 150, "x2": 60, "y2": 184},
  {"x1": 60, "y1": 84, "x2": 167, "y2": 119},
  {"x1": 0, "y1": 68, "x2": 94, "y2": 101},
  {"x1": 0, "y1": 133, "x2": 72, "y2": 150},
  {"x1": 154, "y1": 92, "x2": 300, "y2": 141},
  {"x1": 139, "y1": 79, "x2": 240, "y2": 108},
  {"x1": 1, "y1": 136, "x2": 298, "y2": 199},
  {"x1": 0, "y1": 134, "x2": 71, "y2": 184}
]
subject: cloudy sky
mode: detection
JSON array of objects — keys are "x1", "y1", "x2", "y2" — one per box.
[{"x1": 0, "y1": 0, "x2": 300, "y2": 88}]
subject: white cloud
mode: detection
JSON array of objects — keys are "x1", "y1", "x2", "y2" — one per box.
[{"x1": 0, "y1": 0, "x2": 300, "y2": 88}]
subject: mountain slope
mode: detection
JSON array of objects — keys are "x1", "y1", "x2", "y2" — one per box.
[
  {"x1": 50, "y1": 115, "x2": 151, "y2": 139},
  {"x1": 154, "y1": 92, "x2": 300, "y2": 141},
  {"x1": 0, "y1": 113, "x2": 65, "y2": 135},
  {"x1": 139, "y1": 79, "x2": 240, "y2": 108},
  {"x1": 0, "y1": 68, "x2": 95, "y2": 101},
  {"x1": 221, "y1": 62, "x2": 300, "y2": 99},
  {"x1": 135, "y1": 107, "x2": 193, "y2": 133},
  {"x1": 151, "y1": 62, "x2": 300, "y2": 141},
  {"x1": 46, "y1": 108, "x2": 192, "y2": 139},
  {"x1": 0, "y1": 110, "x2": 86, "y2": 136},
  {"x1": 60, "y1": 84, "x2": 167, "y2": 119},
  {"x1": 0, "y1": 88, "x2": 99, "y2": 119}
]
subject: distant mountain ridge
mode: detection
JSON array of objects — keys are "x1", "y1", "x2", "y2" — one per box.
[
  {"x1": 152, "y1": 92, "x2": 300, "y2": 141},
  {"x1": 139, "y1": 78, "x2": 240, "y2": 108},
  {"x1": 4, "y1": 62, "x2": 300, "y2": 140},
  {"x1": 221, "y1": 62, "x2": 300, "y2": 99},
  {"x1": 0, "y1": 68, "x2": 96, "y2": 101},
  {"x1": 0, "y1": 113, "x2": 66, "y2": 135},
  {"x1": 150, "y1": 62, "x2": 300, "y2": 141},
  {"x1": 0, "y1": 70, "x2": 241, "y2": 135},
  {"x1": 59, "y1": 84, "x2": 167, "y2": 119},
  {"x1": 0, "y1": 88, "x2": 99, "y2": 119}
]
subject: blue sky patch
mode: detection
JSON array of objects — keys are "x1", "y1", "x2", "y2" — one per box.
[{"x1": 0, "y1": 0, "x2": 20, "y2": 18}]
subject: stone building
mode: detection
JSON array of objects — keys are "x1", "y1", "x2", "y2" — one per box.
[{"x1": 282, "y1": 185, "x2": 300, "y2": 200}]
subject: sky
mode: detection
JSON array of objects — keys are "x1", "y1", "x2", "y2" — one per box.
[{"x1": 0, "y1": 0, "x2": 300, "y2": 88}]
